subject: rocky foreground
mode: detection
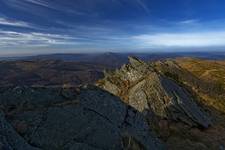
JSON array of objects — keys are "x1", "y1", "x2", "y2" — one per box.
[
  {"x1": 0, "y1": 57, "x2": 225, "y2": 150},
  {"x1": 0, "y1": 86, "x2": 163, "y2": 150}
]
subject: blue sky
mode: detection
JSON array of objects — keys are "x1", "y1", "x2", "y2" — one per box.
[{"x1": 1, "y1": 0, "x2": 225, "y2": 55}]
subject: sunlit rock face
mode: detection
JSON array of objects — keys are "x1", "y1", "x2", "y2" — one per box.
[
  {"x1": 0, "y1": 85, "x2": 164, "y2": 150},
  {"x1": 98, "y1": 57, "x2": 211, "y2": 128}
]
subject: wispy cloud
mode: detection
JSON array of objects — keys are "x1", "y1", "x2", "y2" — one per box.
[
  {"x1": 23, "y1": 0, "x2": 50, "y2": 7},
  {"x1": 132, "y1": 31, "x2": 225, "y2": 48},
  {"x1": 0, "y1": 17, "x2": 30, "y2": 27},
  {"x1": 0, "y1": 30, "x2": 77, "y2": 47},
  {"x1": 178, "y1": 19, "x2": 199, "y2": 25},
  {"x1": 3, "y1": 0, "x2": 87, "y2": 16},
  {"x1": 135, "y1": 0, "x2": 150, "y2": 14},
  {"x1": 4, "y1": 0, "x2": 52, "y2": 10}
]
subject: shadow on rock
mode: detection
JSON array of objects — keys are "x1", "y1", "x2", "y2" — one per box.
[{"x1": 0, "y1": 85, "x2": 165, "y2": 150}]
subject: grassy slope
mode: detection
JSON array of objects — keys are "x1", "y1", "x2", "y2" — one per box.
[
  {"x1": 173, "y1": 58, "x2": 225, "y2": 150},
  {"x1": 176, "y1": 58, "x2": 225, "y2": 90},
  {"x1": 175, "y1": 58, "x2": 225, "y2": 113},
  {"x1": 154, "y1": 58, "x2": 225, "y2": 150}
]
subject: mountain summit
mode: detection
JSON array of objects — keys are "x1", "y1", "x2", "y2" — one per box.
[{"x1": 98, "y1": 57, "x2": 211, "y2": 128}]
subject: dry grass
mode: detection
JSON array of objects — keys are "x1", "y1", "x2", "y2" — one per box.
[
  {"x1": 176, "y1": 58, "x2": 225, "y2": 90},
  {"x1": 173, "y1": 58, "x2": 225, "y2": 113}
]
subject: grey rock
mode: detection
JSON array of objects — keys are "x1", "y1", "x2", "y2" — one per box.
[
  {"x1": 98, "y1": 57, "x2": 211, "y2": 128},
  {"x1": 128, "y1": 56, "x2": 145, "y2": 68},
  {"x1": 0, "y1": 85, "x2": 164, "y2": 150},
  {"x1": 0, "y1": 111, "x2": 40, "y2": 150}
]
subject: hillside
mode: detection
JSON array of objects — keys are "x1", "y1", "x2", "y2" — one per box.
[
  {"x1": 155, "y1": 58, "x2": 225, "y2": 113},
  {"x1": 176, "y1": 58, "x2": 225, "y2": 90},
  {"x1": 0, "y1": 60, "x2": 106, "y2": 87}
]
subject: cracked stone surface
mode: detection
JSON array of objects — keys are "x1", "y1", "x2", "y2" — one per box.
[
  {"x1": 0, "y1": 85, "x2": 164, "y2": 150},
  {"x1": 0, "y1": 111, "x2": 40, "y2": 150},
  {"x1": 98, "y1": 57, "x2": 211, "y2": 128}
]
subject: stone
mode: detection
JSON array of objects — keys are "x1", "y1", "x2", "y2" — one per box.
[
  {"x1": 98, "y1": 57, "x2": 211, "y2": 128},
  {"x1": 0, "y1": 85, "x2": 164, "y2": 150},
  {"x1": 0, "y1": 111, "x2": 40, "y2": 150}
]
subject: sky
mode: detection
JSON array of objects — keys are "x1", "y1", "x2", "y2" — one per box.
[{"x1": 1, "y1": 0, "x2": 225, "y2": 55}]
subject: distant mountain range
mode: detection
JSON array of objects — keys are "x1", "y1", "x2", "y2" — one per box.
[{"x1": 1, "y1": 51, "x2": 225, "y2": 63}]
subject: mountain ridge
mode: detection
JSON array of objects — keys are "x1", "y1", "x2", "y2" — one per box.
[{"x1": 98, "y1": 57, "x2": 211, "y2": 128}]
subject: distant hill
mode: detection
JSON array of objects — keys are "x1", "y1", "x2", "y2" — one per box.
[
  {"x1": 1, "y1": 51, "x2": 225, "y2": 62},
  {"x1": 0, "y1": 60, "x2": 106, "y2": 87}
]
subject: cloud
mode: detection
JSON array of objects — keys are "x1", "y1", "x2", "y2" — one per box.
[
  {"x1": 0, "y1": 17, "x2": 30, "y2": 27},
  {"x1": 4, "y1": 0, "x2": 52, "y2": 10},
  {"x1": 135, "y1": 0, "x2": 150, "y2": 14},
  {"x1": 3, "y1": 0, "x2": 86, "y2": 16},
  {"x1": 0, "y1": 30, "x2": 77, "y2": 48},
  {"x1": 23, "y1": 0, "x2": 50, "y2": 7},
  {"x1": 132, "y1": 31, "x2": 225, "y2": 48},
  {"x1": 178, "y1": 19, "x2": 199, "y2": 25},
  {"x1": 0, "y1": 17, "x2": 46, "y2": 30}
]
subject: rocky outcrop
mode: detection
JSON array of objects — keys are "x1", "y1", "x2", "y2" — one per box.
[
  {"x1": 0, "y1": 111, "x2": 40, "y2": 150},
  {"x1": 0, "y1": 85, "x2": 164, "y2": 150},
  {"x1": 98, "y1": 57, "x2": 211, "y2": 128}
]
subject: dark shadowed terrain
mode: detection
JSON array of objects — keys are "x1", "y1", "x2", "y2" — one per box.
[{"x1": 0, "y1": 60, "x2": 106, "y2": 87}]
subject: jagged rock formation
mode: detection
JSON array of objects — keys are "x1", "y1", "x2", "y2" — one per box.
[
  {"x1": 98, "y1": 57, "x2": 211, "y2": 128},
  {"x1": 0, "y1": 85, "x2": 164, "y2": 150}
]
